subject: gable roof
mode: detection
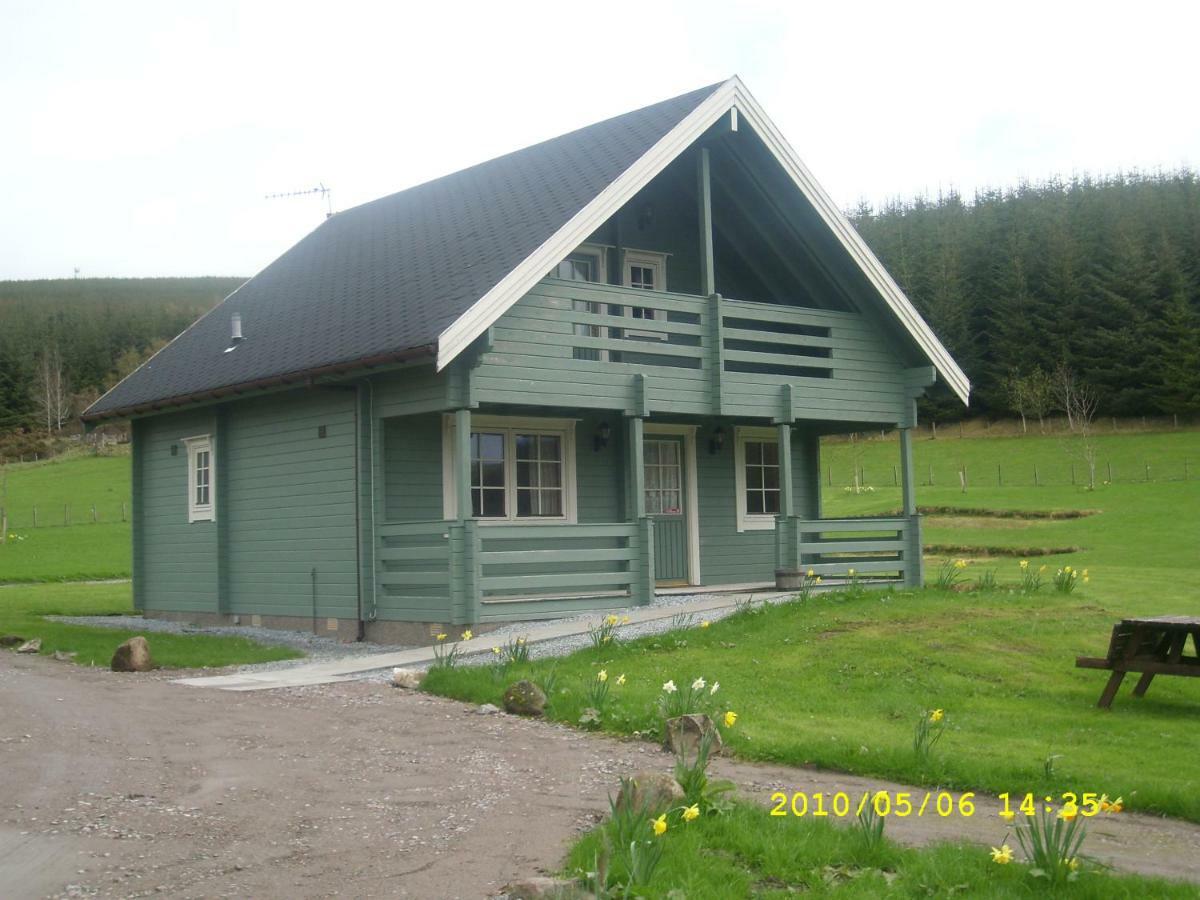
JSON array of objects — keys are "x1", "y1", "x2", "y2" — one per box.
[{"x1": 85, "y1": 77, "x2": 968, "y2": 421}]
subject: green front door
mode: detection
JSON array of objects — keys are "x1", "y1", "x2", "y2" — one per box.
[{"x1": 644, "y1": 437, "x2": 688, "y2": 584}]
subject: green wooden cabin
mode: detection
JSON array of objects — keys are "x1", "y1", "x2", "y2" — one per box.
[{"x1": 84, "y1": 78, "x2": 969, "y2": 643}]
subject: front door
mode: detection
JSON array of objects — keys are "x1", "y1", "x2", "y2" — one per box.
[{"x1": 644, "y1": 437, "x2": 688, "y2": 584}]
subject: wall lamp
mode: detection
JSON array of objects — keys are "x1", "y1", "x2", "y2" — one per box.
[
  {"x1": 594, "y1": 421, "x2": 612, "y2": 452},
  {"x1": 708, "y1": 426, "x2": 725, "y2": 455}
]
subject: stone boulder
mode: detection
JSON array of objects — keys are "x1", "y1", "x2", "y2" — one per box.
[
  {"x1": 16, "y1": 638, "x2": 41, "y2": 654},
  {"x1": 0, "y1": 634, "x2": 27, "y2": 648},
  {"x1": 52, "y1": 650, "x2": 78, "y2": 662},
  {"x1": 502, "y1": 679, "x2": 547, "y2": 717},
  {"x1": 615, "y1": 771, "x2": 685, "y2": 815},
  {"x1": 663, "y1": 713, "x2": 723, "y2": 758},
  {"x1": 391, "y1": 667, "x2": 424, "y2": 689},
  {"x1": 110, "y1": 636, "x2": 154, "y2": 672}
]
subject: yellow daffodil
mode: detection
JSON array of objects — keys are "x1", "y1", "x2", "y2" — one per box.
[
  {"x1": 724, "y1": 710, "x2": 738, "y2": 728},
  {"x1": 436, "y1": 633, "x2": 448, "y2": 641},
  {"x1": 1108, "y1": 796, "x2": 1123, "y2": 813},
  {"x1": 692, "y1": 676, "x2": 706, "y2": 691},
  {"x1": 1064, "y1": 565, "x2": 1073, "y2": 574},
  {"x1": 815, "y1": 576, "x2": 822, "y2": 584},
  {"x1": 682, "y1": 804, "x2": 700, "y2": 823},
  {"x1": 990, "y1": 844, "x2": 1014, "y2": 864},
  {"x1": 1020, "y1": 559, "x2": 1029, "y2": 570},
  {"x1": 602, "y1": 635, "x2": 612, "y2": 643},
  {"x1": 929, "y1": 708, "x2": 944, "y2": 723},
  {"x1": 461, "y1": 629, "x2": 473, "y2": 641},
  {"x1": 1039, "y1": 564, "x2": 1047, "y2": 573},
  {"x1": 700, "y1": 620, "x2": 711, "y2": 628},
  {"x1": 491, "y1": 646, "x2": 501, "y2": 655},
  {"x1": 806, "y1": 568, "x2": 815, "y2": 578},
  {"x1": 1058, "y1": 806, "x2": 1078, "y2": 821},
  {"x1": 605, "y1": 614, "x2": 619, "y2": 626},
  {"x1": 622, "y1": 616, "x2": 631, "y2": 625},
  {"x1": 710, "y1": 681, "x2": 720, "y2": 695},
  {"x1": 598, "y1": 670, "x2": 608, "y2": 682},
  {"x1": 848, "y1": 568, "x2": 856, "y2": 576},
  {"x1": 517, "y1": 637, "x2": 526, "y2": 645},
  {"x1": 663, "y1": 680, "x2": 677, "y2": 694},
  {"x1": 999, "y1": 809, "x2": 1016, "y2": 823},
  {"x1": 954, "y1": 559, "x2": 968, "y2": 569},
  {"x1": 652, "y1": 814, "x2": 668, "y2": 837},
  {"x1": 616, "y1": 673, "x2": 626, "y2": 686},
  {"x1": 1068, "y1": 857, "x2": 1080, "y2": 872}
]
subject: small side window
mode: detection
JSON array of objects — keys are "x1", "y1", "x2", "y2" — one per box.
[{"x1": 183, "y1": 435, "x2": 216, "y2": 523}]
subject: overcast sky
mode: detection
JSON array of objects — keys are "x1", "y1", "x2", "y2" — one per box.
[{"x1": 2, "y1": 0, "x2": 1196, "y2": 281}]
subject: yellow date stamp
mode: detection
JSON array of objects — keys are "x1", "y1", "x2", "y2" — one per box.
[{"x1": 770, "y1": 791, "x2": 976, "y2": 818}]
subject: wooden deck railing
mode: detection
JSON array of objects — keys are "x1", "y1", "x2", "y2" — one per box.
[{"x1": 775, "y1": 515, "x2": 922, "y2": 587}]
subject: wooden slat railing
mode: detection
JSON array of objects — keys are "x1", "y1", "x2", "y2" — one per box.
[{"x1": 775, "y1": 515, "x2": 922, "y2": 587}]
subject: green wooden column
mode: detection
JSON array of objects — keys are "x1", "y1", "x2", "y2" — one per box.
[
  {"x1": 899, "y1": 426, "x2": 924, "y2": 588},
  {"x1": 775, "y1": 422, "x2": 796, "y2": 571},
  {"x1": 130, "y1": 418, "x2": 146, "y2": 612},
  {"x1": 451, "y1": 408, "x2": 480, "y2": 624},
  {"x1": 214, "y1": 406, "x2": 230, "y2": 615},
  {"x1": 625, "y1": 415, "x2": 654, "y2": 605},
  {"x1": 697, "y1": 147, "x2": 715, "y2": 297}
]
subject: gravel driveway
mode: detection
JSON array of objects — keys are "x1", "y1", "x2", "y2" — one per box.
[{"x1": 4, "y1": 652, "x2": 1199, "y2": 899}]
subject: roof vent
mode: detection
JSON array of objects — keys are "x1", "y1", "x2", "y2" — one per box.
[{"x1": 224, "y1": 313, "x2": 244, "y2": 354}]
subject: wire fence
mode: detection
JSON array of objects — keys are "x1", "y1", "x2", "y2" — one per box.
[
  {"x1": 1, "y1": 501, "x2": 130, "y2": 532},
  {"x1": 821, "y1": 458, "x2": 1195, "y2": 490}
]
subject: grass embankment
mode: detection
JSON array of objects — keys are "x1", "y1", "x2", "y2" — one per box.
[
  {"x1": 426, "y1": 429, "x2": 1200, "y2": 823},
  {"x1": 1, "y1": 451, "x2": 300, "y2": 668},
  {"x1": 564, "y1": 803, "x2": 1198, "y2": 899}
]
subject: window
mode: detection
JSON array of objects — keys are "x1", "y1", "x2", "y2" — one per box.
[
  {"x1": 734, "y1": 427, "x2": 781, "y2": 531},
  {"x1": 553, "y1": 244, "x2": 606, "y2": 283},
  {"x1": 622, "y1": 250, "x2": 668, "y2": 341},
  {"x1": 183, "y1": 435, "x2": 215, "y2": 523},
  {"x1": 444, "y1": 416, "x2": 577, "y2": 522},
  {"x1": 643, "y1": 440, "x2": 682, "y2": 515}
]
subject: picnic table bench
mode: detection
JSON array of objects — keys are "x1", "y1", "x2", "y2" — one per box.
[{"x1": 1076, "y1": 616, "x2": 1200, "y2": 708}]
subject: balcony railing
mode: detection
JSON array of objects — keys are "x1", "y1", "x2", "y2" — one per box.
[{"x1": 775, "y1": 515, "x2": 922, "y2": 586}]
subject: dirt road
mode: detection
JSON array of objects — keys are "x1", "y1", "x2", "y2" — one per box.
[{"x1": 3, "y1": 653, "x2": 1198, "y2": 898}]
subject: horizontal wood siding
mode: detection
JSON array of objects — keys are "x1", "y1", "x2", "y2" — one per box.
[
  {"x1": 136, "y1": 409, "x2": 219, "y2": 613},
  {"x1": 471, "y1": 279, "x2": 912, "y2": 424},
  {"x1": 224, "y1": 391, "x2": 359, "y2": 618},
  {"x1": 383, "y1": 413, "x2": 444, "y2": 521},
  {"x1": 695, "y1": 425, "x2": 818, "y2": 585},
  {"x1": 373, "y1": 365, "x2": 450, "y2": 417}
]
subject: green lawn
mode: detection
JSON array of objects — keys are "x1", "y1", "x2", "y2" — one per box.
[
  {"x1": 564, "y1": 802, "x2": 1198, "y2": 898},
  {"x1": 0, "y1": 581, "x2": 300, "y2": 668},
  {"x1": 425, "y1": 429, "x2": 1200, "y2": 825}
]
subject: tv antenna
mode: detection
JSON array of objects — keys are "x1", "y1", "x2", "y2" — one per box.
[{"x1": 265, "y1": 182, "x2": 333, "y2": 218}]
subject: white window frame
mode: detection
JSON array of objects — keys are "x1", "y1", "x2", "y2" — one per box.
[
  {"x1": 441, "y1": 415, "x2": 579, "y2": 524},
  {"x1": 734, "y1": 426, "x2": 781, "y2": 532},
  {"x1": 182, "y1": 434, "x2": 216, "y2": 523},
  {"x1": 622, "y1": 249, "x2": 669, "y2": 341},
  {"x1": 551, "y1": 243, "x2": 608, "y2": 284}
]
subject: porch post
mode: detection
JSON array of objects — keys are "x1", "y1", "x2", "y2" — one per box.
[
  {"x1": 899, "y1": 425, "x2": 924, "y2": 588},
  {"x1": 776, "y1": 423, "x2": 797, "y2": 572},
  {"x1": 625, "y1": 415, "x2": 654, "y2": 605},
  {"x1": 697, "y1": 147, "x2": 715, "y2": 297},
  {"x1": 452, "y1": 408, "x2": 480, "y2": 623},
  {"x1": 454, "y1": 408, "x2": 472, "y2": 522}
]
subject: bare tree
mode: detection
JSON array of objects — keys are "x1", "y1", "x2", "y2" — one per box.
[
  {"x1": 1052, "y1": 364, "x2": 1101, "y2": 488},
  {"x1": 1024, "y1": 368, "x2": 1054, "y2": 433},
  {"x1": 31, "y1": 346, "x2": 72, "y2": 433}
]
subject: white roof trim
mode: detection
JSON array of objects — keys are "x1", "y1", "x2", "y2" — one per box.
[{"x1": 436, "y1": 76, "x2": 970, "y2": 405}]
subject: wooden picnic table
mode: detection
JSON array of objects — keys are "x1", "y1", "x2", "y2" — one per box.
[{"x1": 1076, "y1": 616, "x2": 1200, "y2": 709}]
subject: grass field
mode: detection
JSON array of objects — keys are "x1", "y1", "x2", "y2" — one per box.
[{"x1": 426, "y1": 428, "x2": 1200, "y2": 824}]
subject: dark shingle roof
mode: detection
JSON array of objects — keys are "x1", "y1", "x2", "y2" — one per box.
[{"x1": 85, "y1": 82, "x2": 724, "y2": 419}]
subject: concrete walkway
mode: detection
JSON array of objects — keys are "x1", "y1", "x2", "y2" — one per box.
[{"x1": 174, "y1": 590, "x2": 790, "y2": 691}]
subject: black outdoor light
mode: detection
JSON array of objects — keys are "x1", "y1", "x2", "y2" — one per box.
[
  {"x1": 708, "y1": 426, "x2": 725, "y2": 455},
  {"x1": 594, "y1": 421, "x2": 612, "y2": 452}
]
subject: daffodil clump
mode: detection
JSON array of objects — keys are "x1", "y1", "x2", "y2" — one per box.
[
  {"x1": 658, "y1": 674, "x2": 722, "y2": 721},
  {"x1": 588, "y1": 613, "x2": 631, "y2": 649},
  {"x1": 1019, "y1": 559, "x2": 1046, "y2": 593},
  {"x1": 1011, "y1": 806, "x2": 1089, "y2": 885},
  {"x1": 935, "y1": 557, "x2": 970, "y2": 589},
  {"x1": 796, "y1": 567, "x2": 823, "y2": 601},
  {"x1": 430, "y1": 629, "x2": 470, "y2": 669},
  {"x1": 912, "y1": 707, "x2": 946, "y2": 761},
  {"x1": 1053, "y1": 565, "x2": 1086, "y2": 593}
]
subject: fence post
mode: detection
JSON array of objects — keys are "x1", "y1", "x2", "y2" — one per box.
[
  {"x1": 1070, "y1": 463, "x2": 1075, "y2": 485},
  {"x1": 1145, "y1": 462, "x2": 1151, "y2": 482},
  {"x1": 893, "y1": 465, "x2": 898, "y2": 486},
  {"x1": 1186, "y1": 460, "x2": 1191, "y2": 482},
  {"x1": 91, "y1": 505, "x2": 97, "y2": 523},
  {"x1": 1107, "y1": 461, "x2": 1113, "y2": 483},
  {"x1": 121, "y1": 502, "x2": 127, "y2": 522},
  {"x1": 32, "y1": 505, "x2": 38, "y2": 527},
  {"x1": 1034, "y1": 465, "x2": 1040, "y2": 487},
  {"x1": 0, "y1": 508, "x2": 6, "y2": 544},
  {"x1": 997, "y1": 463, "x2": 1002, "y2": 487},
  {"x1": 928, "y1": 464, "x2": 934, "y2": 486},
  {"x1": 64, "y1": 504, "x2": 70, "y2": 526}
]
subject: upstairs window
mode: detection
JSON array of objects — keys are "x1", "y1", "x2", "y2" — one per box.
[
  {"x1": 183, "y1": 435, "x2": 215, "y2": 523},
  {"x1": 554, "y1": 244, "x2": 607, "y2": 283}
]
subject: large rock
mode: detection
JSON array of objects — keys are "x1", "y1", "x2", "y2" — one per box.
[
  {"x1": 110, "y1": 636, "x2": 154, "y2": 672},
  {"x1": 502, "y1": 679, "x2": 547, "y2": 717},
  {"x1": 16, "y1": 638, "x2": 41, "y2": 654},
  {"x1": 663, "y1": 713, "x2": 723, "y2": 758},
  {"x1": 615, "y1": 771, "x2": 684, "y2": 815},
  {"x1": 0, "y1": 634, "x2": 27, "y2": 648},
  {"x1": 391, "y1": 667, "x2": 424, "y2": 689},
  {"x1": 502, "y1": 876, "x2": 592, "y2": 899}
]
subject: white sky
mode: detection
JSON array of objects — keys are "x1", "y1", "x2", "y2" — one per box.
[{"x1": 2, "y1": 0, "x2": 1196, "y2": 280}]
